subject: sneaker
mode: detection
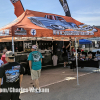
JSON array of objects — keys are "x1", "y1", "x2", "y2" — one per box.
[{"x1": 35, "y1": 89, "x2": 41, "y2": 94}]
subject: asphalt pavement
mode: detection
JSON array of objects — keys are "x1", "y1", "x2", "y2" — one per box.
[{"x1": 20, "y1": 66, "x2": 100, "y2": 100}]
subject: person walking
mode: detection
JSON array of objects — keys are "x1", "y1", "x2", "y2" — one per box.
[
  {"x1": 62, "y1": 43, "x2": 71, "y2": 67},
  {"x1": 0, "y1": 51, "x2": 24, "y2": 100},
  {"x1": 28, "y1": 45, "x2": 43, "y2": 93}
]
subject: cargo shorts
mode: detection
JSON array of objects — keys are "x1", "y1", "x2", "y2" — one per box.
[{"x1": 31, "y1": 69, "x2": 41, "y2": 80}]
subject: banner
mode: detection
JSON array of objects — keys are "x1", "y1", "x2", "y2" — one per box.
[
  {"x1": 59, "y1": 0, "x2": 71, "y2": 17},
  {"x1": 10, "y1": 0, "x2": 25, "y2": 17}
]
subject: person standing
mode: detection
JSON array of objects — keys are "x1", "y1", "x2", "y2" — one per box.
[
  {"x1": 1, "y1": 49, "x2": 7, "y2": 64},
  {"x1": 0, "y1": 57, "x2": 4, "y2": 86},
  {"x1": 62, "y1": 43, "x2": 71, "y2": 67},
  {"x1": 28, "y1": 45, "x2": 43, "y2": 93},
  {"x1": 71, "y1": 46, "x2": 75, "y2": 57},
  {"x1": 52, "y1": 53, "x2": 58, "y2": 66},
  {"x1": 0, "y1": 51, "x2": 24, "y2": 100}
]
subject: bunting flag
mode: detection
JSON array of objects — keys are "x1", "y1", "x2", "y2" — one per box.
[
  {"x1": 59, "y1": 0, "x2": 71, "y2": 17},
  {"x1": 10, "y1": 0, "x2": 25, "y2": 17}
]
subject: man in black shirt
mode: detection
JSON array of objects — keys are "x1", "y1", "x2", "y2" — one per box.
[
  {"x1": 77, "y1": 47, "x2": 81, "y2": 52},
  {"x1": 0, "y1": 51, "x2": 24, "y2": 100},
  {"x1": 62, "y1": 42, "x2": 71, "y2": 67}
]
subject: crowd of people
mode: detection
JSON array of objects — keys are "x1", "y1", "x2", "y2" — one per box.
[
  {"x1": 0, "y1": 43, "x2": 99, "y2": 100},
  {"x1": 61, "y1": 42, "x2": 85, "y2": 67}
]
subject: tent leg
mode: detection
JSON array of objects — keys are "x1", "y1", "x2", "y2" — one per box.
[
  {"x1": 12, "y1": 37, "x2": 15, "y2": 61},
  {"x1": 12, "y1": 37, "x2": 14, "y2": 53},
  {"x1": 75, "y1": 37, "x2": 79, "y2": 85}
]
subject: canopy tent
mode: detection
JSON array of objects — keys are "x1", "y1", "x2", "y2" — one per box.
[
  {"x1": 79, "y1": 39, "x2": 92, "y2": 44},
  {"x1": 0, "y1": 10, "x2": 100, "y2": 38},
  {"x1": 0, "y1": 9, "x2": 100, "y2": 86}
]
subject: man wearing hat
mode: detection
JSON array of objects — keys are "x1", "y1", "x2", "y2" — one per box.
[
  {"x1": 28, "y1": 45, "x2": 43, "y2": 93},
  {"x1": 0, "y1": 51, "x2": 24, "y2": 100}
]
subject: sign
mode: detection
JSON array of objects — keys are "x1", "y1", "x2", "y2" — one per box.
[
  {"x1": 14, "y1": 28, "x2": 27, "y2": 35},
  {"x1": 24, "y1": 42, "x2": 32, "y2": 52},
  {"x1": 53, "y1": 30, "x2": 94, "y2": 35},
  {"x1": 28, "y1": 15, "x2": 97, "y2": 35},
  {"x1": 0, "y1": 29, "x2": 10, "y2": 36},
  {"x1": 31, "y1": 29, "x2": 36, "y2": 35}
]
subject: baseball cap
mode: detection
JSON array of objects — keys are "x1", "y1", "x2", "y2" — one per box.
[
  {"x1": 32, "y1": 45, "x2": 37, "y2": 50},
  {"x1": 5, "y1": 51, "x2": 15, "y2": 57}
]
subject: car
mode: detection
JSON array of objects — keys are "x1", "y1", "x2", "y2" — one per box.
[
  {"x1": 92, "y1": 49, "x2": 100, "y2": 52},
  {"x1": 28, "y1": 15, "x2": 78, "y2": 30}
]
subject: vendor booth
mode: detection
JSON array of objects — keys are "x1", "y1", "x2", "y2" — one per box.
[
  {"x1": 0, "y1": 9, "x2": 100, "y2": 84},
  {"x1": 79, "y1": 39, "x2": 92, "y2": 44}
]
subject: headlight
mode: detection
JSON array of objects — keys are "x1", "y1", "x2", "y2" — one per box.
[{"x1": 51, "y1": 25, "x2": 65, "y2": 30}]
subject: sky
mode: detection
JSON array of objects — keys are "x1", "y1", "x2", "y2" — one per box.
[{"x1": 0, "y1": 0, "x2": 100, "y2": 28}]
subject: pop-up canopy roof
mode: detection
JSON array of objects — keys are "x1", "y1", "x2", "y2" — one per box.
[
  {"x1": 0, "y1": 9, "x2": 100, "y2": 38},
  {"x1": 79, "y1": 39, "x2": 92, "y2": 44}
]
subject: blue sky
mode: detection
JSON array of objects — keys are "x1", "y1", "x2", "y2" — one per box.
[{"x1": 0, "y1": 0, "x2": 100, "y2": 28}]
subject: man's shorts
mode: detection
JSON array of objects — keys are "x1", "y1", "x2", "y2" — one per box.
[
  {"x1": 63, "y1": 56, "x2": 68, "y2": 62},
  {"x1": 31, "y1": 69, "x2": 41, "y2": 80}
]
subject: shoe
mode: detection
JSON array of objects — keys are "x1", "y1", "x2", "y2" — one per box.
[
  {"x1": 64, "y1": 65, "x2": 66, "y2": 67},
  {"x1": 35, "y1": 89, "x2": 41, "y2": 93}
]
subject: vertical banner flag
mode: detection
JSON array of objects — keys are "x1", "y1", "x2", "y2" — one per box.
[
  {"x1": 59, "y1": 0, "x2": 71, "y2": 17},
  {"x1": 10, "y1": 0, "x2": 25, "y2": 17}
]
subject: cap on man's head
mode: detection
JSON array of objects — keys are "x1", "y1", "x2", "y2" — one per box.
[
  {"x1": 32, "y1": 45, "x2": 37, "y2": 50},
  {"x1": 5, "y1": 51, "x2": 15, "y2": 57}
]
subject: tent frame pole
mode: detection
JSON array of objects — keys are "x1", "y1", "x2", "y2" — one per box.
[
  {"x1": 75, "y1": 37, "x2": 79, "y2": 85},
  {"x1": 12, "y1": 37, "x2": 15, "y2": 61},
  {"x1": 12, "y1": 37, "x2": 14, "y2": 53}
]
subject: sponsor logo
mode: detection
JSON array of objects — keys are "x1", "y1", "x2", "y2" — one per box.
[
  {"x1": 0, "y1": 29, "x2": 10, "y2": 36},
  {"x1": 78, "y1": 24, "x2": 97, "y2": 32},
  {"x1": 11, "y1": 0, "x2": 19, "y2": 3},
  {"x1": 4, "y1": 29, "x2": 9, "y2": 35},
  {"x1": 31, "y1": 29, "x2": 36, "y2": 35},
  {"x1": 53, "y1": 30, "x2": 94, "y2": 35},
  {"x1": 14, "y1": 28, "x2": 27, "y2": 35}
]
